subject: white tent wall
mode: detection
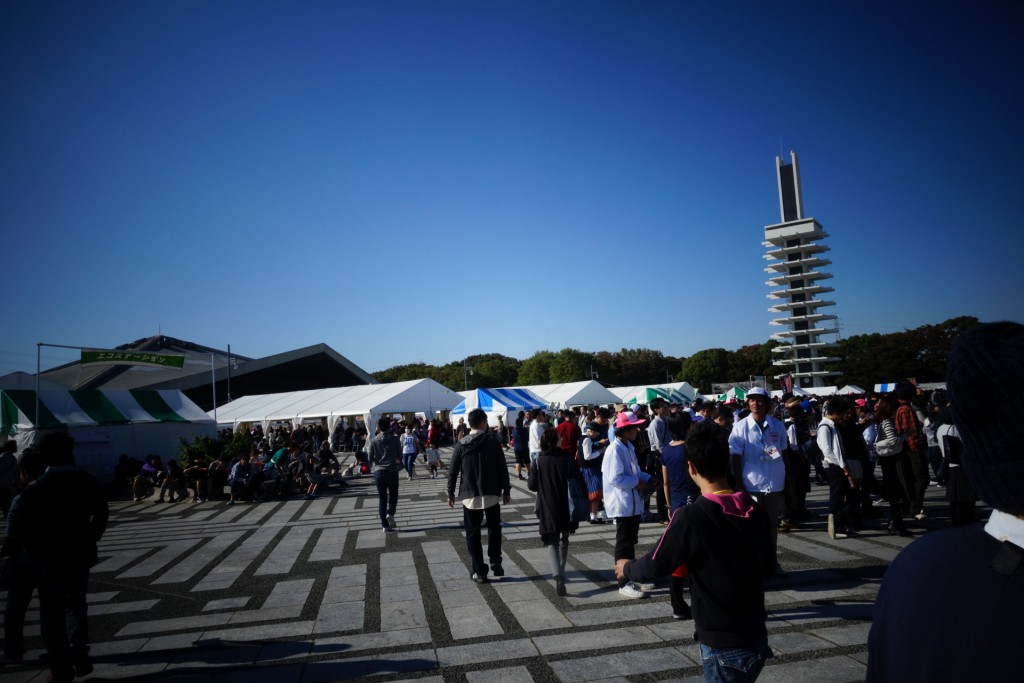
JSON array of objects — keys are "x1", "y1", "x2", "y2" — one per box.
[
  {"x1": 19, "y1": 421, "x2": 215, "y2": 484},
  {"x1": 516, "y1": 381, "x2": 620, "y2": 409},
  {"x1": 212, "y1": 379, "x2": 461, "y2": 450}
]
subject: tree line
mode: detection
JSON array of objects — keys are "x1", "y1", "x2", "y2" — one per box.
[{"x1": 372, "y1": 316, "x2": 981, "y2": 392}]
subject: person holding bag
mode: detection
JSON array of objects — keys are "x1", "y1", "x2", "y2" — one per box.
[
  {"x1": 528, "y1": 428, "x2": 585, "y2": 596},
  {"x1": 873, "y1": 396, "x2": 915, "y2": 535}
]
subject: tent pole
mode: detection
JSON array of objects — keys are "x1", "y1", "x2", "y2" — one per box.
[
  {"x1": 211, "y1": 353, "x2": 217, "y2": 423},
  {"x1": 36, "y1": 343, "x2": 41, "y2": 428}
]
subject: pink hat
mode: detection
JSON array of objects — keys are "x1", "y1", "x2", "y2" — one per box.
[
  {"x1": 855, "y1": 398, "x2": 868, "y2": 407},
  {"x1": 615, "y1": 412, "x2": 647, "y2": 429}
]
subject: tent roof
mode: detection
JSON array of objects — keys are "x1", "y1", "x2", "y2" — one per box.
[
  {"x1": 515, "y1": 381, "x2": 621, "y2": 408},
  {"x1": 451, "y1": 387, "x2": 546, "y2": 416},
  {"x1": 609, "y1": 382, "x2": 699, "y2": 403},
  {"x1": 211, "y1": 379, "x2": 461, "y2": 426},
  {"x1": 1, "y1": 389, "x2": 213, "y2": 434},
  {"x1": 838, "y1": 385, "x2": 866, "y2": 394}
]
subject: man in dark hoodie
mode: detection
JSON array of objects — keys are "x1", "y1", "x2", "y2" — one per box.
[
  {"x1": 447, "y1": 408, "x2": 512, "y2": 583},
  {"x1": 616, "y1": 420, "x2": 774, "y2": 682}
]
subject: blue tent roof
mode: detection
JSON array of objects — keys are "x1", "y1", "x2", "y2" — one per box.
[{"x1": 451, "y1": 387, "x2": 546, "y2": 415}]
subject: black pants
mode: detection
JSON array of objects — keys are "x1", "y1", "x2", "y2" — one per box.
[
  {"x1": 825, "y1": 464, "x2": 851, "y2": 532},
  {"x1": 613, "y1": 515, "x2": 641, "y2": 586},
  {"x1": 464, "y1": 505, "x2": 503, "y2": 578}
]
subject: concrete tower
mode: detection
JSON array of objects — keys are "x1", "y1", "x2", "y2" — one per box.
[{"x1": 763, "y1": 152, "x2": 839, "y2": 389}]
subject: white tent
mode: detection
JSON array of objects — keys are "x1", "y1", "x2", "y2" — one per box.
[
  {"x1": 450, "y1": 387, "x2": 546, "y2": 428},
  {"x1": 211, "y1": 379, "x2": 461, "y2": 439},
  {"x1": 1, "y1": 388, "x2": 215, "y2": 483},
  {"x1": 838, "y1": 385, "x2": 866, "y2": 395},
  {"x1": 874, "y1": 383, "x2": 898, "y2": 393},
  {"x1": 516, "y1": 381, "x2": 621, "y2": 409}
]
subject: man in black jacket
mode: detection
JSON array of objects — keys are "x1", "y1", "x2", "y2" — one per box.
[
  {"x1": 447, "y1": 408, "x2": 511, "y2": 583},
  {"x1": 616, "y1": 421, "x2": 774, "y2": 682},
  {"x1": 9, "y1": 431, "x2": 108, "y2": 682}
]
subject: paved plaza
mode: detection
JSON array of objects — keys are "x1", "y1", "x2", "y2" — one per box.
[{"x1": 0, "y1": 450, "x2": 961, "y2": 683}]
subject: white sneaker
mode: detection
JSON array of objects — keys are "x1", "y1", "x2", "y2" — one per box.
[
  {"x1": 618, "y1": 582, "x2": 646, "y2": 599},
  {"x1": 386, "y1": 514, "x2": 397, "y2": 529},
  {"x1": 638, "y1": 582, "x2": 656, "y2": 591}
]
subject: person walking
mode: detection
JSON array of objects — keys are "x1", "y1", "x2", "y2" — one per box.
[
  {"x1": 528, "y1": 428, "x2": 585, "y2": 596},
  {"x1": 400, "y1": 426, "x2": 419, "y2": 480},
  {"x1": 7, "y1": 432, "x2": 109, "y2": 682},
  {"x1": 367, "y1": 416, "x2": 402, "y2": 532},
  {"x1": 602, "y1": 410, "x2": 652, "y2": 598},
  {"x1": 447, "y1": 408, "x2": 512, "y2": 583}
]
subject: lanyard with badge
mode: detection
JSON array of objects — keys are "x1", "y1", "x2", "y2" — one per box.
[{"x1": 756, "y1": 421, "x2": 782, "y2": 462}]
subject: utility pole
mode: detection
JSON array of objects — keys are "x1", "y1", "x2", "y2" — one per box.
[{"x1": 464, "y1": 360, "x2": 474, "y2": 390}]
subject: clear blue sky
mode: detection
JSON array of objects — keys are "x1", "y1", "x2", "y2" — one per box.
[{"x1": 3, "y1": 1, "x2": 1023, "y2": 376}]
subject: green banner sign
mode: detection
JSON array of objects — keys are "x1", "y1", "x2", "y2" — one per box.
[{"x1": 81, "y1": 349, "x2": 185, "y2": 368}]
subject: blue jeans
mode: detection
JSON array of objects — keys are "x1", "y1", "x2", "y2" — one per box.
[
  {"x1": 373, "y1": 470, "x2": 399, "y2": 527},
  {"x1": 700, "y1": 642, "x2": 771, "y2": 683},
  {"x1": 402, "y1": 453, "x2": 417, "y2": 478}
]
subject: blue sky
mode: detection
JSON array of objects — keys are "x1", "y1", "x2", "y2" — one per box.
[{"x1": 3, "y1": 1, "x2": 1023, "y2": 376}]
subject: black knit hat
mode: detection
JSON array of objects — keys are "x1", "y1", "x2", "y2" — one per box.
[{"x1": 947, "y1": 321, "x2": 1024, "y2": 515}]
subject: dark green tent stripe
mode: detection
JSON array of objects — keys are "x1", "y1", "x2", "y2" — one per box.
[
  {"x1": 131, "y1": 390, "x2": 187, "y2": 422},
  {"x1": 69, "y1": 390, "x2": 129, "y2": 425},
  {"x1": 3, "y1": 390, "x2": 61, "y2": 429},
  {"x1": 2, "y1": 393, "x2": 21, "y2": 435}
]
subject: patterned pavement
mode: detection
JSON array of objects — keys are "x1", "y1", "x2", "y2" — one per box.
[{"x1": 0, "y1": 449, "x2": 960, "y2": 682}]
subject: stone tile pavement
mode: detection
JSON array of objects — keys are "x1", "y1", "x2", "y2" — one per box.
[{"x1": 0, "y1": 451, "x2": 965, "y2": 682}]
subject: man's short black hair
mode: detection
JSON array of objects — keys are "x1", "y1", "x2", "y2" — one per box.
[
  {"x1": 684, "y1": 420, "x2": 730, "y2": 481},
  {"x1": 467, "y1": 408, "x2": 488, "y2": 429},
  {"x1": 377, "y1": 416, "x2": 391, "y2": 433},
  {"x1": 38, "y1": 430, "x2": 75, "y2": 467}
]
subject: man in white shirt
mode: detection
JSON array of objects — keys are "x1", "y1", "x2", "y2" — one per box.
[
  {"x1": 528, "y1": 409, "x2": 547, "y2": 465},
  {"x1": 729, "y1": 387, "x2": 788, "y2": 575}
]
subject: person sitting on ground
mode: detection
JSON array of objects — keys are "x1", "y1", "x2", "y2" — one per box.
[
  {"x1": 182, "y1": 455, "x2": 209, "y2": 502},
  {"x1": 616, "y1": 420, "x2": 774, "y2": 682},
  {"x1": 227, "y1": 451, "x2": 264, "y2": 504},
  {"x1": 156, "y1": 460, "x2": 188, "y2": 503},
  {"x1": 132, "y1": 455, "x2": 162, "y2": 502}
]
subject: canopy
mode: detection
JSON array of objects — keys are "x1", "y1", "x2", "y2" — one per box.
[
  {"x1": 1, "y1": 389, "x2": 215, "y2": 482},
  {"x1": 718, "y1": 386, "x2": 747, "y2": 402},
  {"x1": 624, "y1": 387, "x2": 673, "y2": 405},
  {"x1": 516, "y1": 381, "x2": 621, "y2": 409},
  {"x1": 210, "y1": 379, "x2": 461, "y2": 439},
  {"x1": 874, "y1": 383, "x2": 898, "y2": 393},
  {"x1": 450, "y1": 387, "x2": 546, "y2": 427},
  {"x1": 838, "y1": 385, "x2": 866, "y2": 395},
  {"x1": 610, "y1": 382, "x2": 699, "y2": 404}
]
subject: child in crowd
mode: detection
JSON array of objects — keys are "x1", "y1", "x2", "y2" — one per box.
[
  {"x1": 425, "y1": 441, "x2": 441, "y2": 479},
  {"x1": 616, "y1": 420, "x2": 774, "y2": 682}
]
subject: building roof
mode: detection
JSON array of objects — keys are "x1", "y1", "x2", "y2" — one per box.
[{"x1": 37, "y1": 336, "x2": 375, "y2": 411}]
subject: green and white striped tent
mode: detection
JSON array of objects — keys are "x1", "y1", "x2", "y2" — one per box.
[{"x1": 1, "y1": 389, "x2": 215, "y2": 482}]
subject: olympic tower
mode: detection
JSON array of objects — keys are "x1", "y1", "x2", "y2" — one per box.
[{"x1": 763, "y1": 152, "x2": 839, "y2": 389}]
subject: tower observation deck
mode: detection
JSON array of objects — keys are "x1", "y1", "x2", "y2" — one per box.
[{"x1": 764, "y1": 152, "x2": 840, "y2": 389}]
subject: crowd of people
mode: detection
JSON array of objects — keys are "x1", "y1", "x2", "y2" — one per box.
[{"x1": 3, "y1": 322, "x2": 1021, "y2": 683}]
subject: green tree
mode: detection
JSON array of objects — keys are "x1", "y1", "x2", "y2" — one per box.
[
  {"x1": 549, "y1": 348, "x2": 595, "y2": 383},
  {"x1": 680, "y1": 348, "x2": 730, "y2": 393},
  {"x1": 727, "y1": 341, "x2": 781, "y2": 383},
  {"x1": 517, "y1": 350, "x2": 556, "y2": 385}
]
